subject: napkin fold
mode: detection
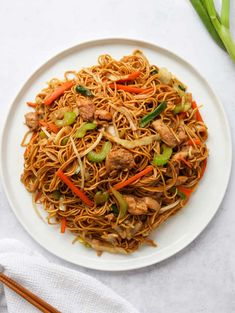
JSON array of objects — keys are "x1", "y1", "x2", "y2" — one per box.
[{"x1": 0, "y1": 239, "x2": 139, "y2": 313}]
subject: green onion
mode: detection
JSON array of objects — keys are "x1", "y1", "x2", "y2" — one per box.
[
  {"x1": 94, "y1": 191, "x2": 109, "y2": 205},
  {"x1": 52, "y1": 190, "x2": 61, "y2": 200},
  {"x1": 74, "y1": 123, "x2": 97, "y2": 138},
  {"x1": 75, "y1": 85, "x2": 93, "y2": 97},
  {"x1": 110, "y1": 187, "x2": 128, "y2": 219},
  {"x1": 178, "y1": 85, "x2": 186, "y2": 92},
  {"x1": 55, "y1": 112, "x2": 77, "y2": 128},
  {"x1": 87, "y1": 141, "x2": 112, "y2": 163},
  {"x1": 111, "y1": 204, "x2": 119, "y2": 217},
  {"x1": 150, "y1": 69, "x2": 158, "y2": 75},
  {"x1": 153, "y1": 144, "x2": 173, "y2": 166},
  {"x1": 140, "y1": 101, "x2": 167, "y2": 127},
  {"x1": 190, "y1": 0, "x2": 235, "y2": 62},
  {"x1": 61, "y1": 137, "x2": 69, "y2": 146},
  {"x1": 177, "y1": 189, "x2": 187, "y2": 200}
]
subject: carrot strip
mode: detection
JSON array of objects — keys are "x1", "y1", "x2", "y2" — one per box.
[
  {"x1": 35, "y1": 191, "x2": 43, "y2": 202},
  {"x1": 109, "y1": 83, "x2": 153, "y2": 94},
  {"x1": 44, "y1": 81, "x2": 74, "y2": 105},
  {"x1": 60, "y1": 217, "x2": 66, "y2": 233},
  {"x1": 187, "y1": 138, "x2": 201, "y2": 145},
  {"x1": 179, "y1": 157, "x2": 192, "y2": 168},
  {"x1": 39, "y1": 120, "x2": 59, "y2": 133},
  {"x1": 116, "y1": 71, "x2": 140, "y2": 83},
  {"x1": 57, "y1": 170, "x2": 94, "y2": 207},
  {"x1": 27, "y1": 102, "x2": 37, "y2": 108},
  {"x1": 200, "y1": 158, "x2": 207, "y2": 178},
  {"x1": 177, "y1": 186, "x2": 193, "y2": 198},
  {"x1": 192, "y1": 101, "x2": 203, "y2": 122},
  {"x1": 112, "y1": 165, "x2": 154, "y2": 191}
]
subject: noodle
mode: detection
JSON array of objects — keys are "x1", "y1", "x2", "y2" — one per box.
[{"x1": 21, "y1": 50, "x2": 208, "y2": 255}]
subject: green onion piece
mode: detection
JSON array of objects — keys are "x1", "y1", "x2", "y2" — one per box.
[
  {"x1": 52, "y1": 190, "x2": 61, "y2": 200},
  {"x1": 55, "y1": 111, "x2": 77, "y2": 128},
  {"x1": 190, "y1": 0, "x2": 226, "y2": 50},
  {"x1": 153, "y1": 144, "x2": 173, "y2": 166},
  {"x1": 74, "y1": 123, "x2": 97, "y2": 138},
  {"x1": 177, "y1": 189, "x2": 186, "y2": 200},
  {"x1": 75, "y1": 85, "x2": 93, "y2": 97},
  {"x1": 140, "y1": 101, "x2": 167, "y2": 127},
  {"x1": 94, "y1": 191, "x2": 109, "y2": 205},
  {"x1": 87, "y1": 141, "x2": 112, "y2": 163},
  {"x1": 111, "y1": 204, "x2": 119, "y2": 217},
  {"x1": 61, "y1": 137, "x2": 69, "y2": 146},
  {"x1": 173, "y1": 102, "x2": 191, "y2": 114},
  {"x1": 110, "y1": 187, "x2": 128, "y2": 219},
  {"x1": 39, "y1": 130, "x2": 47, "y2": 139},
  {"x1": 178, "y1": 85, "x2": 186, "y2": 92},
  {"x1": 150, "y1": 69, "x2": 158, "y2": 75}
]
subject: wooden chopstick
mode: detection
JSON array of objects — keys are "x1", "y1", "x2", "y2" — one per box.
[{"x1": 0, "y1": 272, "x2": 61, "y2": 313}]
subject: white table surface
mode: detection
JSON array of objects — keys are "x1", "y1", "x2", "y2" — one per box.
[{"x1": 0, "y1": 0, "x2": 235, "y2": 312}]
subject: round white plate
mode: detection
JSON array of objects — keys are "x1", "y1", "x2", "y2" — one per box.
[{"x1": 0, "y1": 38, "x2": 232, "y2": 271}]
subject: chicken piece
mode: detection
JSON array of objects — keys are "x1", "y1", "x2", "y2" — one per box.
[
  {"x1": 77, "y1": 99, "x2": 96, "y2": 121},
  {"x1": 152, "y1": 120, "x2": 178, "y2": 147},
  {"x1": 94, "y1": 109, "x2": 112, "y2": 122},
  {"x1": 167, "y1": 175, "x2": 188, "y2": 186},
  {"x1": 24, "y1": 112, "x2": 39, "y2": 131},
  {"x1": 84, "y1": 238, "x2": 127, "y2": 254},
  {"x1": 172, "y1": 146, "x2": 194, "y2": 162},
  {"x1": 152, "y1": 120, "x2": 187, "y2": 147},
  {"x1": 124, "y1": 195, "x2": 160, "y2": 215},
  {"x1": 101, "y1": 233, "x2": 119, "y2": 245},
  {"x1": 49, "y1": 107, "x2": 70, "y2": 120},
  {"x1": 105, "y1": 148, "x2": 135, "y2": 171},
  {"x1": 125, "y1": 221, "x2": 143, "y2": 240}
]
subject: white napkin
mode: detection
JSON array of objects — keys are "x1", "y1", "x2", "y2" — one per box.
[{"x1": 0, "y1": 239, "x2": 139, "y2": 313}]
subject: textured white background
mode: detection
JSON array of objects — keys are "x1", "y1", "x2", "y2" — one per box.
[{"x1": 0, "y1": 0, "x2": 235, "y2": 312}]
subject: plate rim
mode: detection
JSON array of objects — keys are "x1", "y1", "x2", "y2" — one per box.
[{"x1": 0, "y1": 37, "x2": 232, "y2": 271}]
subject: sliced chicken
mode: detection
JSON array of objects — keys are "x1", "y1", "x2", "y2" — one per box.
[
  {"x1": 83, "y1": 238, "x2": 127, "y2": 254},
  {"x1": 124, "y1": 195, "x2": 160, "y2": 215},
  {"x1": 94, "y1": 109, "x2": 112, "y2": 122},
  {"x1": 172, "y1": 146, "x2": 194, "y2": 161},
  {"x1": 152, "y1": 120, "x2": 187, "y2": 147},
  {"x1": 105, "y1": 148, "x2": 135, "y2": 171},
  {"x1": 24, "y1": 112, "x2": 39, "y2": 131},
  {"x1": 77, "y1": 99, "x2": 96, "y2": 121}
]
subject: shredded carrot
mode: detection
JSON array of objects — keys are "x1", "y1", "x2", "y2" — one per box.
[
  {"x1": 44, "y1": 81, "x2": 74, "y2": 105},
  {"x1": 39, "y1": 120, "x2": 59, "y2": 133},
  {"x1": 187, "y1": 138, "x2": 201, "y2": 145},
  {"x1": 116, "y1": 71, "x2": 140, "y2": 83},
  {"x1": 200, "y1": 158, "x2": 207, "y2": 178},
  {"x1": 179, "y1": 157, "x2": 192, "y2": 168},
  {"x1": 112, "y1": 165, "x2": 154, "y2": 191},
  {"x1": 109, "y1": 83, "x2": 153, "y2": 94},
  {"x1": 60, "y1": 217, "x2": 66, "y2": 233},
  {"x1": 192, "y1": 101, "x2": 203, "y2": 122},
  {"x1": 57, "y1": 170, "x2": 94, "y2": 207},
  {"x1": 27, "y1": 102, "x2": 37, "y2": 108},
  {"x1": 35, "y1": 190, "x2": 43, "y2": 202},
  {"x1": 177, "y1": 186, "x2": 194, "y2": 198}
]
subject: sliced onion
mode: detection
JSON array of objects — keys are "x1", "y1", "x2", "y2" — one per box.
[
  {"x1": 41, "y1": 127, "x2": 51, "y2": 139},
  {"x1": 59, "y1": 196, "x2": 66, "y2": 211},
  {"x1": 80, "y1": 131, "x2": 103, "y2": 157},
  {"x1": 109, "y1": 102, "x2": 137, "y2": 131},
  {"x1": 159, "y1": 199, "x2": 181, "y2": 213},
  {"x1": 107, "y1": 125, "x2": 118, "y2": 137}
]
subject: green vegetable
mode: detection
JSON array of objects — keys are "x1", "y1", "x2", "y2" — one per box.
[
  {"x1": 150, "y1": 69, "x2": 158, "y2": 75},
  {"x1": 153, "y1": 144, "x2": 173, "y2": 166},
  {"x1": 178, "y1": 85, "x2": 186, "y2": 92},
  {"x1": 75, "y1": 85, "x2": 93, "y2": 97},
  {"x1": 61, "y1": 137, "x2": 69, "y2": 145},
  {"x1": 94, "y1": 191, "x2": 109, "y2": 205},
  {"x1": 110, "y1": 187, "x2": 128, "y2": 219},
  {"x1": 55, "y1": 111, "x2": 77, "y2": 128},
  {"x1": 52, "y1": 190, "x2": 61, "y2": 200},
  {"x1": 190, "y1": 0, "x2": 235, "y2": 62},
  {"x1": 75, "y1": 123, "x2": 97, "y2": 138},
  {"x1": 87, "y1": 141, "x2": 112, "y2": 163},
  {"x1": 39, "y1": 130, "x2": 47, "y2": 139},
  {"x1": 177, "y1": 189, "x2": 187, "y2": 200},
  {"x1": 111, "y1": 204, "x2": 119, "y2": 217},
  {"x1": 140, "y1": 101, "x2": 167, "y2": 127},
  {"x1": 173, "y1": 102, "x2": 191, "y2": 114}
]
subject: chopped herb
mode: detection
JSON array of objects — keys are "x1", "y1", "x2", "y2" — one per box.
[
  {"x1": 75, "y1": 85, "x2": 93, "y2": 97},
  {"x1": 111, "y1": 204, "x2": 119, "y2": 217}
]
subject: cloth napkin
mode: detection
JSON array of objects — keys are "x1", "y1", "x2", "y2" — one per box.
[{"x1": 0, "y1": 239, "x2": 139, "y2": 313}]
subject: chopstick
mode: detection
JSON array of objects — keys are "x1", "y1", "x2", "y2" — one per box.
[{"x1": 0, "y1": 272, "x2": 61, "y2": 313}]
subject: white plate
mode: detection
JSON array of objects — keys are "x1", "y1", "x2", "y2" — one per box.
[{"x1": 0, "y1": 38, "x2": 232, "y2": 271}]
